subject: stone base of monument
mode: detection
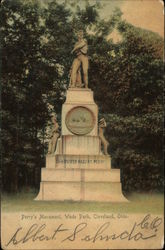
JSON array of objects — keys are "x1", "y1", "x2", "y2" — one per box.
[
  {"x1": 35, "y1": 88, "x2": 128, "y2": 202},
  {"x1": 35, "y1": 163, "x2": 128, "y2": 202}
]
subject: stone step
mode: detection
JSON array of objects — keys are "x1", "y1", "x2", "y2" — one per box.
[
  {"x1": 41, "y1": 168, "x2": 120, "y2": 182},
  {"x1": 35, "y1": 180, "x2": 128, "y2": 202}
]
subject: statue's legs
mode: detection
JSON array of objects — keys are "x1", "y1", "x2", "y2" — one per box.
[
  {"x1": 70, "y1": 58, "x2": 81, "y2": 86},
  {"x1": 79, "y1": 55, "x2": 88, "y2": 88},
  {"x1": 51, "y1": 134, "x2": 59, "y2": 153},
  {"x1": 76, "y1": 69, "x2": 82, "y2": 87},
  {"x1": 99, "y1": 132, "x2": 109, "y2": 155},
  {"x1": 103, "y1": 140, "x2": 109, "y2": 155},
  {"x1": 48, "y1": 139, "x2": 53, "y2": 154}
]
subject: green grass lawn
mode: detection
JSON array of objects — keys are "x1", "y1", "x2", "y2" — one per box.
[{"x1": 1, "y1": 191, "x2": 164, "y2": 214}]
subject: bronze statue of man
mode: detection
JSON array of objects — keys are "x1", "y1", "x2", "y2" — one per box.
[{"x1": 70, "y1": 30, "x2": 88, "y2": 88}]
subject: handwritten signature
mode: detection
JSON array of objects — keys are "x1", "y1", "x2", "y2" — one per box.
[{"x1": 6, "y1": 214, "x2": 162, "y2": 246}]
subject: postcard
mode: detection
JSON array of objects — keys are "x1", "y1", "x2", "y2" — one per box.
[{"x1": 1, "y1": 0, "x2": 164, "y2": 249}]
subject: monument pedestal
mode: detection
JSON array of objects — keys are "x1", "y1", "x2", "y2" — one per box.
[
  {"x1": 35, "y1": 88, "x2": 128, "y2": 202},
  {"x1": 35, "y1": 168, "x2": 127, "y2": 202}
]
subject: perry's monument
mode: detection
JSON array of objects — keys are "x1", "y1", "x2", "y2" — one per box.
[{"x1": 35, "y1": 31, "x2": 128, "y2": 202}]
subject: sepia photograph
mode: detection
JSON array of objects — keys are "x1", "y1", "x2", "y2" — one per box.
[{"x1": 1, "y1": 0, "x2": 164, "y2": 249}]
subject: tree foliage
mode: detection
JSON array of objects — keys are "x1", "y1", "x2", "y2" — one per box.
[
  {"x1": 1, "y1": 0, "x2": 163, "y2": 193},
  {"x1": 98, "y1": 22, "x2": 163, "y2": 192}
]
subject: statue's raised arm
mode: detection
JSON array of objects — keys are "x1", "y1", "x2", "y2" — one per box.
[{"x1": 69, "y1": 30, "x2": 88, "y2": 88}]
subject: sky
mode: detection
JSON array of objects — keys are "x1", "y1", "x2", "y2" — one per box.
[
  {"x1": 97, "y1": 0, "x2": 164, "y2": 39},
  {"x1": 102, "y1": 0, "x2": 164, "y2": 42},
  {"x1": 120, "y1": 0, "x2": 164, "y2": 37},
  {"x1": 39, "y1": 0, "x2": 164, "y2": 38}
]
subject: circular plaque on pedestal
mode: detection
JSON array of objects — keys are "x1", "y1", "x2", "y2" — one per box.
[{"x1": 65, "y1": 106, "x2": 95, "y2": 135}]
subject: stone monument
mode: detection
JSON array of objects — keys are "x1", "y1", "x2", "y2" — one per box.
[{"x1": 35, "y1": 31, "x2": 128, "y2": 202}]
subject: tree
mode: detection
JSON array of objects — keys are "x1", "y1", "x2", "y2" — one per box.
[
  {"x1": 97, "y1": 22, "x2": 164, "y2": 192},
  {"x1": 1, "y1": 0, "x2": 49, "y2": 192},
  {"x1": 1, "y1": 0, "x2": 163, "y2": 193}
]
